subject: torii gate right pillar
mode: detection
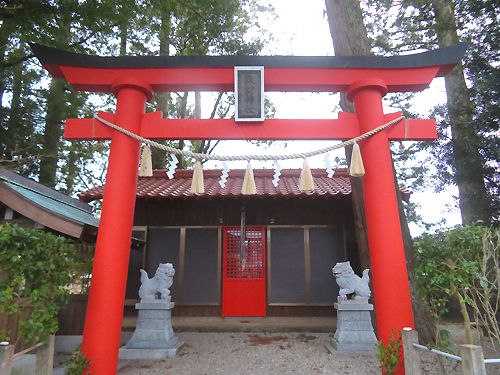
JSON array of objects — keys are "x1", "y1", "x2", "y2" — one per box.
[{"x1": 348, "y1": 79, "x2": 414, "y2": 349}]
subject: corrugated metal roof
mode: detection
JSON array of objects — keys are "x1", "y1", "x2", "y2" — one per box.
[
  {"x1": 0, "y1": 167, "x2": 99, "y2": 228},
  {"x1": 5, "y1": 180, "x2": 99, "y2": 227},
  {"x1": 79, "y1": 168, "x2": 359, "y2": 202}
]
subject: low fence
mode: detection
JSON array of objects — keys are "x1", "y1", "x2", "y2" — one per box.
[
  {"x1": 0, "y1": 305, "x2": 34, "y2": 353},
  {"x1": 401, "y1": 328, "x2": 500, "y2": 375},
  {"x1": 0, "y1": 335, "x2": 54, "y2": 375},
  {"x1": 57, "y1": 295, "x2": 138, "y2": 335},
  {"x1": 57, "y1": 294, "x2": 88, "y2": 335}
]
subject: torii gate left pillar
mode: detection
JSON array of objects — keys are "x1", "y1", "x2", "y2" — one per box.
[
  {"x1": 31, "y1": 43, "x2": 466, "y2": 374},
  {"x1": 78, "y1": 79, "x2": 152, "y2": 374}
]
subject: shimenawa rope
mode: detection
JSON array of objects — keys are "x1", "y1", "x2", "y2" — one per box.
[{"x1": 95, "y1": 115, "x2": 404, "y2": 162}]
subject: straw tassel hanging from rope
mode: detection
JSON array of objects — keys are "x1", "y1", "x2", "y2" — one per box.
[
  {"x1": 349, "y1": 142, "x2": 365, "y2": 177},
  {"x1": 241, "y1": 161, "x2": 257, "y2": 195},
  {"x1": 139, "y1": 145, "x2": 153, "y2": 177},
  {"x1": 299, "y1": 158, "x2": 314, "y2": 192},
  {"x1": 191, "y1": 160, "x2": 205, "y2": 194}
]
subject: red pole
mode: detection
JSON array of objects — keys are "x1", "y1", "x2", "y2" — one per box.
[
  {"x1": 348, "y1": 79, "x2": 414, "y2": 369},
  {"x1": 81, "y1": 79, "x2": 151, "y2": 374}
]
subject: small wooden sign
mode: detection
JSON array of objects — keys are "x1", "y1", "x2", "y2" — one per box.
[{"x1": 235, "y1": 66, "x2": 264, "y2": 122}]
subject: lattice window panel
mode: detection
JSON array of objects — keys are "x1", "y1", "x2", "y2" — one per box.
[{"x1": 225, "y1": 228, "x2": 264, "y2": 279}]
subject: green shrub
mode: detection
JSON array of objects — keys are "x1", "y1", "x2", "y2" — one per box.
[
  {"x1": 414, "y1": 224, "x2": 496, "y2": 344},
  {"x1": 376, "y1": 330, "x2": 402, "y2": 375},
  {"x1": 414, "y1": 225, "x2": 486, "y2": 318},
  {"x1": 0, "y1": 223, "x2": 79, "y2": 343},
  {"x1": 65, "y1": 345, "x2": 91, "y2": 375}
]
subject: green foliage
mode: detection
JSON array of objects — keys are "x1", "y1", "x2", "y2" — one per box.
[
  {"x1": 71, "y1": 243, "x2": 94, "y2": 294},
  {"x1": 376, "y1": 330, "x2": 402, "y2": 375},
  {"x1": 0, "y1": 0, "x2": 274, "y2": 191},
  {"x1": 435, "y1": 328, "x2": 453, "y2": 352},
  {"x1": 362, "y1": 0, "x2": 499, "y2": 224},
  {"x1": 0, "y1": 223, "x2": 79, "y2": 343},
  {"x1": 0, "y1": 328, "x2": 10, "y2": 342},
  {"x1": 414, "y1": 224, "x2": 487, "y2": 318},
  {"x1": 64, "y1": 345, "x2": 91, "y2": 375}
]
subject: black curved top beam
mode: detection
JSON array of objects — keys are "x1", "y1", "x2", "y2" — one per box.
[{"x1": 31, "y1": 43, "x2": 467, "y2": 76}]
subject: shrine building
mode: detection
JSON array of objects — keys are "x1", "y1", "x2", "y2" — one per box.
[{"x1": 79, "y1": 168, "x2": 410, "y2": 317}]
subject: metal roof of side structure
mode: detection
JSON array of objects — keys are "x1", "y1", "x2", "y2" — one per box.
[{"x1": 0, "y1": 166, "x2": 99, "y2": 240}]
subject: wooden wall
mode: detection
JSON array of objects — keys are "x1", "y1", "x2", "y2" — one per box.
[
  {"x1": 134, "y1": 196, "x2": 354, "y2": 227},
  {"x1": 123, "y1": 196, "x2": 362, "y2": 317},
  {"x1": 134, "y1": 196, "x2": 360, "y2": 275}
]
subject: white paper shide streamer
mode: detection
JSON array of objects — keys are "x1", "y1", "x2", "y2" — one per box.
[
  {"x1": 272, "y1": 161, "x2": 282, "y2": 187},
  {"x1": 167, "y1": 154, "x2": 178, "y2": 179},
  {"x1": 219, "y1": 162, "x2": 229, "y2": 188},
  {"x1": 324, "y1": 152, "x2": 335, "y2": 178}
]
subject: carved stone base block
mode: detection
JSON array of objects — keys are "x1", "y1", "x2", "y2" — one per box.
[
  {"x1": 119, "y1": 342, "x2": 183, "y2": 360},
  {"x1": 332, "y1": 301, "x2": 377, "y2": 352},
  {"x1": 119, "y1": 301, "x2": 183, "y2": 359}
]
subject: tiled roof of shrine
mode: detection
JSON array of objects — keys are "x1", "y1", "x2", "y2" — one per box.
[{"x1": 79, "y1": 168, "x2": 411, "y2": 202}]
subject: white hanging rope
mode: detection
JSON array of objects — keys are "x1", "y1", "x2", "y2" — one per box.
[{"x1": 95, "y1": 115, "x2": 404, "y2": 162}]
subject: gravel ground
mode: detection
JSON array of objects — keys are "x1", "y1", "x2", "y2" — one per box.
[
  {"x1": 47, "y1": 323, "x2": 500, "y2": 375},
  {"x1": 118, "y1": 332, "x2": 380, "y2": 375},
  {"x1": 116, "y1": 330, "x2": 500, "y2": 375}
]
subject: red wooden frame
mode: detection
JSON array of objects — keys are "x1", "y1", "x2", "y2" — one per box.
[
  {"x1": 65, "y1": 110, "x2": 437, "y2": 141},
  {"x1": 30, "y1": 43, "x2": 467, "y2": 375}
]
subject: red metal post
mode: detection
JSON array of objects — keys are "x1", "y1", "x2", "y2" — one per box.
[
  {"x1": 81, "y1": 79, "x2": 151, "y2": 374},
  {"x1": 347, "y1": 79, "x2": 414, "y2": 365}
]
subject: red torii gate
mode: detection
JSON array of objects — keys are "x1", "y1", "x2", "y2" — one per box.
[{"x1": 32, "y1": 43, "x2": 466, "y2": 374}]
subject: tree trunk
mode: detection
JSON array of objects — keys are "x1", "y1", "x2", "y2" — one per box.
[
  {"x1": 5, "y1": 45, "x2": 25, "y2": 161},
  {"x1": 0, "y1": 21, "x2": 12, "y2": 157},
  {"x1": 393, "y1": 162, "x2": 437, "y2": 344},
  {"x1": 39, "y1": 77, "x2": 66, "y2": 187},
  {"x1": 152, "y1": 4, "x2": 172, "y2": 170},
  {"x1": 325, "y1": 0, "x2": 436, "y2": 343},
  {"x1": 190, "y1": 91, "x2": 207, "y2": 156},
  {"x1": 39, "y1": 15, "x2": 70, "y2": 187},
  {"x1": 175, "y1": 92, "x2": 189, "y2": 168},
  {"x1": 431, "y1": 0, "x2": 491, "y2": 224},
  {"x1": 324, "y1": 0, "x2": 371, "y2": 272},
  {"x1": 0, "y1": 29, "x2": 7, "y2": 115},
  {"x1": 62, "y1": 149, "x2": 78, "y2": 195},
  {"x1": 119, "y1": 20, "x2": 127, "y2": 55},
  {"x1": 451, "y1": 284, "x2": 474, "y2": 345}
]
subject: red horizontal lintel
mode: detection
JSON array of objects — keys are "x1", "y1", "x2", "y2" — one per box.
[
  {"x1": 140, "y1": 111, "x2": 360, "y2": 140},
  {"x1": 59, "y1": 66, "x2": 440, "y2": 94},
  {"x1": 386, "y1": 117, "x2": 437, "y2": 141},
  {"x1": 64, "y1": 111, "x2": 436, "y2": 142},
  {"x1": 64, "y1": 111, "x2": 360, "y2": 141},
  {"x1": 65, "y1": 112, "x2": 115, "y2": 140}
]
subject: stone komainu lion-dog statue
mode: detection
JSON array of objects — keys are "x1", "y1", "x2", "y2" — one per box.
[
  {"x1": 332, "y1": 261, "x2": 371, "y2": 301},
  {"x1": 139, "y1": 263, "x2": 175, "y2": 302}
]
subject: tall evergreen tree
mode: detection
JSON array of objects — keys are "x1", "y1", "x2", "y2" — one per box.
[
  {"x1": 0, "y1": 0, "x2": 127, "y2": 187},
  {"x1": 0, "y1": 1, "x2": 57, "y2": 175},
  {"x1": 1, "y1": 0, "x2": 273, "y2": 192},
  {"x1": 363, "y1": 0, "x2": 498, "y2": 224}
]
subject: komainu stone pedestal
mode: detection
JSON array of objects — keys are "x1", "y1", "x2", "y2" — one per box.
[
  {"x1": 119, "y1": 301, "x2": 182, "y2": 360},
  {"x1": 332, "y1": 300, "x2": 377, "y2": 352}
]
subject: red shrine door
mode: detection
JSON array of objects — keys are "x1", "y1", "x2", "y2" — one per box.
[{"x1": 222, "y1": 226, "x2": 266, "y2": 317}]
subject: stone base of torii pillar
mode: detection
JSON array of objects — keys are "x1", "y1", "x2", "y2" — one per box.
[{"x1": 119, "y1": 301, "x2": 183, "y2": 360}]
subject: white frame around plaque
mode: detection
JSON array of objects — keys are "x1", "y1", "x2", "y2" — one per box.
[{"x1": 234, "y1": 66, "x2": 264, "y2": 122}]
